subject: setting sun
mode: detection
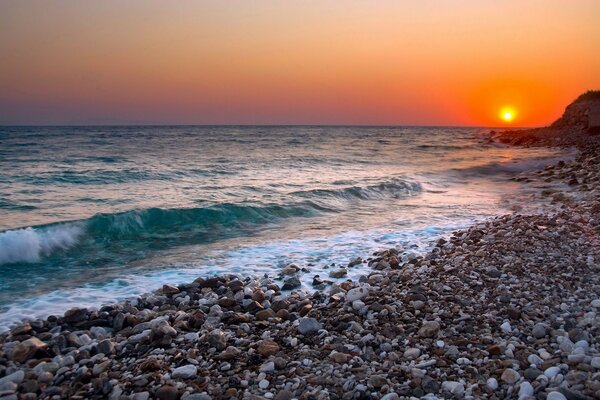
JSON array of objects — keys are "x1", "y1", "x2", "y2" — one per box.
[{"x1": 500, "y1": 106, "x2": 517, "y2": 123}]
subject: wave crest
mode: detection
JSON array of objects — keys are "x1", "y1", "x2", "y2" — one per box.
[{"x1": 0, "y1": 224, "x2": 83, "y2": 264}]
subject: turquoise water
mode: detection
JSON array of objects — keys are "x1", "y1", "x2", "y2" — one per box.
[{"x1": 0, "y1": 126, "x2": 560, "y2": 329}]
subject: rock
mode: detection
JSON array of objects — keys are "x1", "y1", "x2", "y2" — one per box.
[
  {"x1": 207, "y1": 329, "x2": 227, "y2": 350},
  {"x1": 131, "y1": 392, "x2": 150, "y2": 400},
  {"x1": 421, "y1": 376, "x2": 440, "y2": 393},
  {"x1": 346, "y1": 287, "x2": 369, "y2": 302},
  {"x1": 330, "y1": 351, "x2": 350, "y2": 363},
  {"x1": 281, "y1": 264, "x2": 300, "y2": 275},
  {"x1": 411, "y1": 368, "x2": 426, "y2": 378},
  {"x1": 501, "y1": 368, "x2": 520, "y2": 384},
  {"x1": 329, "y1": 268, "x2": 347, "y2": 278},
  {"x1": 524, "y1": 367, "x2": 542, "y2": 381},
  {"x1": 96, "y1": 339, "x2": 115, "y2": 355},
  {"x1": 547, "y1": 392, "x2": 568, "y2": 400},
  {"x1": 218, "y1": 346, "x2": 242, "y2": 360},
  {"x1": 274, "y1": 390, "x2": 294, "y2": 400},
  {"x1": 486, "y1": 377, "x2": 498, "y2": 390},
  {"x1": 298, "y1": 317, "x2": 322, "y2": 334},
  {"x1": 532, "y1": 323, "x2": 547, "y2": 338},
  {"x1": 527, "y1": 354, "x2": 543, "y2": 366},
  {"x1": 558, "y1": 387, "x2": 587, "y2": 400},
  {"x1": 63, "y1": 307, "x2": 87, "y2": 323},
  {"x1": 404, "y1": 348, "x2": 421, "y2": 360},
  {"x1": 128, "y1": 329, "x2": 152, "y2": 344},
  {"x1": 162, "y1": 284, "x2": 180, "y2": 294},
  {"x1": 172, "y1": 365, "x2": 197, "y2": 379},
  {"x1": 544, "y1": 366, "x2": 561, "y2": 378},
  {"x1": 282, "y1": 276, "x2": 301, "y2": 290},
  {"x1": 441, "y1": 381, "x2": 464, "y2": 395},
  {"x1": 487, "y1": 268, "x2": 502, "y2": 278},
  {"x1": 155, "y1": 385, "x2": 178, "y2": 400},
  {"x1": 0, "y1": 371, "x2": 24, "y2": 387},
  {"x1": 11, "y1": 323, "x2": 32, "y2": 336},
  {"x1": 218, "y1": 298, "x2": 237, "y2": 308},
  {"x1": 92, "y1": 360, "x2": 111, "y2": 375},
  {"x1": 591, "y1": 299, "x2": 600, "y2": 308},
  {"x1": 255, "y1": 309, "x2": 276, "y2": 321},
  {"x1": 500, "y1": 321, "x2": 512, "y2": 333},
  {"x1": 368, "y1": 375, "x2": 387, "y2": 388},
  {"x1": 260, "y1": 361, "x2": 275, "y2": 373},
  {"x1": 113, "y1": 312, "x2": 125, "y2": 331},
  {"x1": 258, "y1": 379, "x2": 270, "y2": 389},
  {"x1": 591, "y1": 356, "x2": 600, "y2": 368},
  {"x1": 257, "y1": 340, "x2": 280, "y2": 357},
  {"x1": 519, "y1": 381, "x2": 534, "y2": 399},
  {"x1": 10, "y1": 337, "x2": 47, "y2": 362},
  {"x1": 418, "y1": 321, "x2": 440, "y2": 338}
]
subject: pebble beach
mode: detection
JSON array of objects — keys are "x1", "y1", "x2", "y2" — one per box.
[{"x1": 1, "y1": 130, "x2": 600, "y2": 399}]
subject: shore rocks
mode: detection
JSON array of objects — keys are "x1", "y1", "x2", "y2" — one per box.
[{"x1": 10, "y1": 338, "x2": 47, "y2": 363}]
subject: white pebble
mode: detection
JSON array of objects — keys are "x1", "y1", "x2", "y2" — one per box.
[
  {"x1": 527, "y1": 354, "x2": 543, "y2": 366},
  {"x1": 500, "y1": 321, "x2": 512, "y2": 333},
  {"x1": 258, "y1": 379, "x2": 269, "y2": 389},
  {"x1": 518, "y1": 381, "x2": 533, "y2": 399},
  {"x1": 486, "y1": 377, "x2": 498, "y2": 390},
  {"x1": 547, "y1": 392, "x2": 568, "y2": 400},
  {"x1": 544, "y1": 366, "x2": 561, "y2": 378}
]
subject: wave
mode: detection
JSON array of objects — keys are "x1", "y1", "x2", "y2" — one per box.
[
  {"x1": 292, "y1": 179, "x2": 421, "y2": 201},
  {"x1": 0, "y1": 202, "x2": 325, "y2": 265},
  {"x1": 0, "y1": 178, "x2": 422, "y2": 266},
  {"x1": 0, "y1": 199, "x2": 37, "y2": 211},
  {"x1": 449, "y1": 157, "x2": 564, "y2": 177},
  {"x1": 0, "y1": 224, "x2": 83, "y2": 264}
]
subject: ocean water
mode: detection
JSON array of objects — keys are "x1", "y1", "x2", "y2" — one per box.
[{"x1": 0, "y1": 126, "x2": 563, "y2": 330}]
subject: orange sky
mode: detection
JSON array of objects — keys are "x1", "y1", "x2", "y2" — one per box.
[{"x1": 1, "y1": 1, "x2": 599, "y2": 126}]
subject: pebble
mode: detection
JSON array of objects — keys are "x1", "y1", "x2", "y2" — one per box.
[
  {"x1": 547, "y1": 392, "x2": 568, "y2": 400},
  {"x1": 519, "y1": 381, "x2": 534, "y2": 399},
  {"x1": 403, "y1": 348, "x2": 420, "y2": 360},
  {"x1": 501, "y1": 368, "x2": 520, "y2": 384},
  {"x1": 544, "y1": 366, "x2": 561, "y2": 378},
  {"x1": 486, "y1": 377, "x2": 498, "y2": 390},
  {"x1": 346, "y1": 287, "x2": 369, "y2": 302},
  {"x1": 441, "y1": 381, "x2": 464, "y2": 395},
  {"x1": 297, "y1": 317, "x2": 322, "y2": 334},
  {"x1": 418, "y1": 320, "x2": 440, "y2": 338},
  {"x1": 172, "y1": 364, "x2": 197, "y2": 379},
  {"x1": 258, "y1": 379, "x2": 270, "y2": 389},
  {"x1": 532, "y1": 323, "x2": 547, "y2": 338}
]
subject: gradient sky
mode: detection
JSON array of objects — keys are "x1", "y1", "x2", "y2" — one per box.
[{"x1": 1, "y1": 1, "x2": 599, "y2": 126}]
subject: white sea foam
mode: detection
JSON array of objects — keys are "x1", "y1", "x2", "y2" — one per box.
[{"x1": 0, "y1": 224, "x2": 83, "y2": 264}]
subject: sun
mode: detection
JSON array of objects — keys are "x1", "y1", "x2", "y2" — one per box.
[{"x1": 499, "y1": 106, "x2": 517, "y2": 123}]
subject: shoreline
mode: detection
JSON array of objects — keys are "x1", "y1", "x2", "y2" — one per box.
[{"x1": 0, "y1": 141, "x2": 599, "y2": 399}]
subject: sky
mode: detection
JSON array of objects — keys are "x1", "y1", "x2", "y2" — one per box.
[{"x1": 1, "y1": 1, "x2": 599, "y2": 127}]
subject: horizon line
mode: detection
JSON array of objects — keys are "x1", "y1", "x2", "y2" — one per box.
[{"x1": 0, "y1": 123, "x2": 534, "y2": 129}]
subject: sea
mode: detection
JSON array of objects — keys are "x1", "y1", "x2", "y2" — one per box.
[{"x1": 0, "y1": 126, "x2": 565, "y2": 331}]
